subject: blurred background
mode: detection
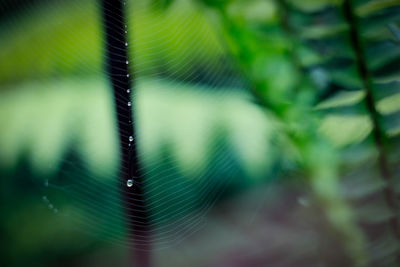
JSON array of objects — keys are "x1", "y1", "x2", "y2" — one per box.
[{"x1": 0, "y1": 0, "x2": 400, "y2": 266}]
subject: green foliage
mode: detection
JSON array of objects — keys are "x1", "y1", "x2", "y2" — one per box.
[
  {"x1": 1, "y1": 0, "x2": 400, "y2": 265},
  {"x1": 191, "y1": 0, "x2": 400, "y2": 265},
  {"x1": 151, "y1": 0, "x2": 174, "y2": 10}
]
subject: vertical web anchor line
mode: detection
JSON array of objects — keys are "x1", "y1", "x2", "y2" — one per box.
[{"x1": 102, "y1": 0, "x2": 151, "y2": 266}]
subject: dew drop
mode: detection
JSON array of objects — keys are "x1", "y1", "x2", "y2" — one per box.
[
  {"x1": 129, "y1": 136, "x2": 133, "y2": 142},
  {"x1": 127, "y1": 179, "x2": 133, "y2": 187},
  {"x1": 125, "y1": 30, "x2": 128, "y2": 34},
  {"x1": 126, "y1": 60, "x2": 129, "y2": 64},
  {"x1": 42, "y1": 196, "x2": 48, "y2": 202},
  {"x1": 53, "y1": 209, "x2": 58, "y2": 214},
  {"x1": 127, "y1": 74, "x2": 130, "y2": 78},
  {"x1": 127, "y1": 101, "x2": 132, "y2": 106},
  {"x1": 125, "y1": 42, "x2": 128, "y2": 46},
  {"x1": 127, "y1": 89, "x2": 131, "y2": 93},
  {"x1": 48, "y1": 204, "x2": 54, "y2": 209}
]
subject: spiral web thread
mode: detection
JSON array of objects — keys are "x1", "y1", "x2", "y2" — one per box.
[{"x1": 0, "y1": 0, "x2": 273, "y2": 250}]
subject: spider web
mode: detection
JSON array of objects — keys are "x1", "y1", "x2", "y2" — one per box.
[{"x1": 0, "y1": 0, "x2": 275, "y2": 251}]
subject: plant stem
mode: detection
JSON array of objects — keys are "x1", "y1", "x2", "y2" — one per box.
[
  {"x1": 342, "y1": 0, "x2": 400, "y2": 239},
  {"x1": 102, "y1": 0, "x2": 151, "y2": 266}
]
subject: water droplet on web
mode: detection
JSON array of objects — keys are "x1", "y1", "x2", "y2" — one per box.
[
  {"x1": 53, "y1": 209, "x2": 58, "y2": 214},
  {"x1": 127, "y1": 101, "x2": 132, "y2": 106},
  {"x1": 48, "y1": 204, "x2": 54, "y2": 209},
  {"x1": 129, "y1": 136, "x2": 133, "y2": 142},
  {"x1": 125, "y1": 42, "x2": 128, "y2": 46},
  {"x1": 42, "y1": 196, "x2": 48, "y2": 202},
  {"x1": 127, "y1": 89, "x2": 131, "y2": 93},
  {"x1": 126, "y1": 60, "x2": 129, "y2": 64},
  {"x1": 127, "y1": 179, "x2": 133, "y2": 187},
  {"x1": 125, "y1": 30, "x2": 128, "y2": 34},
  {"x1": 127, "y1": 74, "x2": 130, "y2": 78}
]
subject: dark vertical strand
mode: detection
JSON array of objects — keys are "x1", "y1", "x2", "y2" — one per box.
[
  {"x1": 102, "y1": 1, "x2": 151, "y2": 266},
  {"x1": 342, "y1": 0, "x2": 400, "y2": 240}
]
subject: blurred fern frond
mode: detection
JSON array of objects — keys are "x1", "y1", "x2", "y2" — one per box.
[{"x1": 194, "y1": 0, "x2": 400, "y2": 265}]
